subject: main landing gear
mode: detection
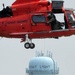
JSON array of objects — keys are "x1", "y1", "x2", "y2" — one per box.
[
  {"x1": 24, "y1": 42, "x2": 35, "y2": 49},
  {"x1": 24, "y1": 34, "x2": 35, "y2": 49}
]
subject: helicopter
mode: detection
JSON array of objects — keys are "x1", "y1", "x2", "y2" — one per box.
[{"x1": 0, "y1": 0, "x2": 75, "y2": 49}]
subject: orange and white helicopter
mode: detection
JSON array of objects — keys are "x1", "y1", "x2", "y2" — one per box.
[{"x1": 0, "y1": 0, "x2": 75, "y2": 49}]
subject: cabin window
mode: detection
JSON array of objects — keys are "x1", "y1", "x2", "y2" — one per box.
[{"x1": 32, "y1": 15, "x2": 46, "y2": 23}]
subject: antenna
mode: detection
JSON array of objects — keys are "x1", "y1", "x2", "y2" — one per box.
[
  {"x1": 36, "y1": 51, "x2": 40, "y2": 57},
  {"x1": 36, "y1": 50, "x2": 53, "y2": 57},
  {"x1": 40, "y1": 51, "x2": 44, "y2": 56},
  {"x1": 47, "y1": 51, "x2": 52, "y2": 58},
  {"x1": 49, "y1": 51, "x2": 52, "y2": 58},
  {"x1": 2, "y1": 3, "x2": 5, "y2": 9},
  {"x1": 36, "y1": 51, "x2": 44, "y2": 57}
]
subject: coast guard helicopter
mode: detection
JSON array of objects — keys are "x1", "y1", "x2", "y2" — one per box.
[{"x1": 0, "y1": 0, "x2": 75, "y2": 49}]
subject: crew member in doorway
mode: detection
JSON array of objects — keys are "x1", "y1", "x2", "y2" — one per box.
[
  {"x1": 47, "y1": 12, "x2": 62, "y2": 30},
  {"x1": 0, "y1": 5, "x2": 13, "y2": 18}
]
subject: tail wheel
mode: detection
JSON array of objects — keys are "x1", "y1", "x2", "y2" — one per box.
[
  {"x1": 24, "y1": 42, "x2": 30, "y2": 49},
  {"x1": 30, "y1": 43, "x2": 35, "y2": 49}
]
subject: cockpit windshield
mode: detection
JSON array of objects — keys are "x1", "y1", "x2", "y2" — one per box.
[
  {"x1": 66, "y1": 11, "x2": 75, "y2": 22},
  {"x1": 73, "y1": 10, "x2": 75, "y2": 16},
  {"x1": 66, "y1": 11, "x2": 75, "y2": 27}
]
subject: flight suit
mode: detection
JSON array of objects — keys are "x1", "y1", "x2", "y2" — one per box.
[{"x1": 47, "y1": 13, "x2": 62, "y2": 30}]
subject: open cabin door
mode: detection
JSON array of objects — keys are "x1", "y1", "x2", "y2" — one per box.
[{"x1": 30, "y1": 13, "x2": 51, "y2": 32}]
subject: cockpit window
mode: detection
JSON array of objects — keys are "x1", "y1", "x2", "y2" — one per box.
[
  {"x1": 66, "y1": 11, "x2": 75, "y2": 27},
  {"x1": 32, "y1": 15, "x2": 46, "y2": 23},
  {"x1": 73, "y1": 10, "x2": 75, "y2": 15},
  {"x1": 66, "y1": 12, "x2": 75, "y2": 21}
]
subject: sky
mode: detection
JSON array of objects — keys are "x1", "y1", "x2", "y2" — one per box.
[{"x1": 0, "y1": 0, "x2": 75, "y2": 75}]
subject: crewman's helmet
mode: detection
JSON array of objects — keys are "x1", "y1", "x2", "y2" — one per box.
[{"x1": 47, "y1": 13, "x2": 52, "y2": 19}]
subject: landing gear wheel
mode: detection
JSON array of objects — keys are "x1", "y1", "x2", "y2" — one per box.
[
  {"x1": 30, "y1": 43, "x2": 35, "y2": 49},
  {"x1": 24, "y1": 42, "x2": 30, "y2": 49}
]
